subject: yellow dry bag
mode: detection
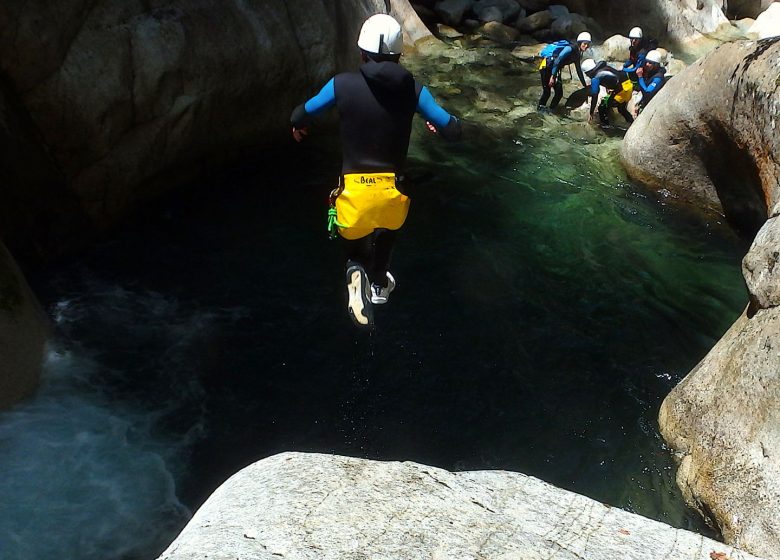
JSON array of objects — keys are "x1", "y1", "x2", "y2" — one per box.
[
  {"x1": 334, "y1": 173, "x2": 410, "y2": 240},
  {"x1": 613, "y1": 79, "x2": 634, "y2": 104}
]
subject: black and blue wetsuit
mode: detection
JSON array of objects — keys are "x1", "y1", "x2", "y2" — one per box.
[
  {"x1": 539, "y1": 42, "x2": 587, "y2": 109},
  {"x1": 290, "y1": 60, "x2": 460, "y2": 287},
  {"x1": 588, "y1": 62, "x2": 634, "y2": 124},
  {"x1": 637, "y1": 66, "x2": 666, "y2": 110}
]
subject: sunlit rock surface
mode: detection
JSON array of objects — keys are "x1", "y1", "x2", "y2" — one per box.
[
  {"x1": 0, "y1": 241, "x2": 48, "y2": 409},
  {"x1": 158, "y1": 452, "x2": 764, "y2": 560},
  {"x1": 620, "y1": 38, "x2": 780, "y2": 234},
  {"x1": 0, "y1": 0, "x2": 430, "y2": 246}
]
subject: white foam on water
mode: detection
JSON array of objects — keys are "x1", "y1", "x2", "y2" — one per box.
[{"x1": 0, "y1": 280, "x2": 245, "y2": 560}]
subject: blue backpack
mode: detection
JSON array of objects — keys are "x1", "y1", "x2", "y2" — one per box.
[{"x1": 539, "y1": 40, "x2": 571, "y2": 59}]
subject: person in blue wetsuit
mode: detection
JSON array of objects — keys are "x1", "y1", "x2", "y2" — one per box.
[
  {"x1": 622, "y1": 27, "x2": 659, "y2": 83},
  {"x1": 537, "y1": 32, "x2": 591, "y2": 112},
  {"x1": 290, "y1": 14, "x2": 461, "y2": 328},
  {"x1": 634, "y1": 49, "x2": 667, "y2": 115},
  {"x1": 581, "y1": 58, "x2": 634, "y2": 127}
]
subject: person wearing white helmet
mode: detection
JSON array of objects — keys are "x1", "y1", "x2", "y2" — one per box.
[
  {"x1": 581, "y1": 58, "x2": 634, "y2": 127},
  {"x1": 622, "y1": 26, "x2": 659, "y2": 81},
  {"x1": 290, "y1": 14, "x2": 461, "y2": 328},
  {"x1": 537, "y1": 31, "x2": 591, "y2": 112},
  {"x1": 634, "y1": 49, "x2": 667, "y2": 115}
]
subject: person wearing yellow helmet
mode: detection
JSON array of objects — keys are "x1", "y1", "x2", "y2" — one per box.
[{"x1": 290, "y1": 14, "x2": 461, "y2": 328}]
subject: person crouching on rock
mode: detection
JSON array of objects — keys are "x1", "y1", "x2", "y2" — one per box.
[
  {"x1": 581, "y1": 58, "x2": 634, "y2": 127},
  {"x1": 622, "y1": 27, "x2": 657, "y2": 83},
  {"x1": 289, "y1": 14, "x2": 462, "y2": 329},
  {"x1": 634, "y1": 50, "x2": 666, "y2": 116},
  {"x1": 537, "y1": 32, "x2": 591, "y2": 113}
]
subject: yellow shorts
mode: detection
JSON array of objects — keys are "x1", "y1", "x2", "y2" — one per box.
[{"x1": 335, "y1": 173, "x2": 410, "y2": 240}]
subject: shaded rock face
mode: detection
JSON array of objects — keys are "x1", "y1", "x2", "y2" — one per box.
[
  {"x1": 597, "y1": 0, "x2": 729, "y2": 43},
  {"x1": 158, "y1": 452, "x2": 763, "y2": 560},
  {"x1": 0, "y1": 241, "x2": 48, "y2": 410},
  {"x1": 0, "y1": 0, "x2": 430, "y2": 257},
  {"x1": 620, "y1": 38, "x2": 780, "y2": 236}
]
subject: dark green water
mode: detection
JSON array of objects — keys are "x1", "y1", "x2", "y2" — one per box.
[{"x1": 0, "y1": 44, "x2": 748, "y2": 560}]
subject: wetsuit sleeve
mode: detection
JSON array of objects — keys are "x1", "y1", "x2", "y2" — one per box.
[
  {"x1": 417, "y1": 86, "x2": 462, "y2": 140},
  {"x1": 551, "y1": 46, "x2": 573, "y2": 75},
  {"x1": 290, "y1": 77, "x2": 336, "y2": 128},
  {"x1": 638, "y1": 75, "x2": 663, "y2": 95},
  {"x1": 589, "y1": 77, "x2": 601, "y2": 115},
  {"x1": 575, "y1": 60, "x2": 587, "y2": 87}
]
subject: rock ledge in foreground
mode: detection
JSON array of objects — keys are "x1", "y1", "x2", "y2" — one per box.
[{"x1": 158, "y1": 452, "x2": 763, "y2": 560}]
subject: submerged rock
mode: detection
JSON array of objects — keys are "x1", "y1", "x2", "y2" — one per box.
[
  {"x1": 158, "y1": 452, "x2": 763, "y2": 560},
  {"x1": 0, "y1": 241, "x2": 48, "y2": 410}
]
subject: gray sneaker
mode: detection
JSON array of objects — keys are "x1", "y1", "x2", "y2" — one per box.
[
  {"x1": 346, "y1": 264, "x2": 373, "y2": 327},
  {"x1": 370, "y1": 272, "x2": 396, "y2": 305}
]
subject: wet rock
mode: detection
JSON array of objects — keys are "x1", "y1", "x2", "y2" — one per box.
[
  {"x1": 743, "y1": 216, "x2": 780, "y2": 309},
  {"x1": 437, "y1": 23, "x2": 466, "y2": 38},
  {"x1": 511, "y1": 42, "x2": 546, "y2": 61},
  {"x1": 550, "y1": 12, "x2": 588, "y2": 39},
  {"x1": 517, "y1": 0, "x2": 550, "y2": 11},
  {"x1": 475, "y1": 20, "x2": 520, "y2": 43},
  {"x1": 747, "y1": 3, "x2": 780, "y2": 38},
  {"x1": 547, "y1": 4, "x2": 570, "y2": 19},
  {"x1": 435, "y1": 0, "x2": 474, "y2": 25},
  {"x1": 0, "y1": 241, "x2": 48, "y2": 410},
  {"x1": 532, "y1": 27, "x2": 556, "y2": 41},
  {"x1": 516, "y1": 9, "x2": 553, "y2": 33},
  {"x1": 157, "y1": 452, "x2": 765, "y2": 560},
  {"x1": 472, "y1": 0, "x2": 523, "y2": 23}
]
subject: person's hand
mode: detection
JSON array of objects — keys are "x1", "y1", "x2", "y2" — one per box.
[
  {"x1": 425, "y1": 121, "x2": 438, "y2": 134},
  {"x1": 548, "y1": 76, "x2": 556, "y2": 87},
  {"x1": 636, "y1": 67, "x2": 644, "y2": 78},
  {"x1": 292, "y1": 126, "x2": 309, "y2": 142}
]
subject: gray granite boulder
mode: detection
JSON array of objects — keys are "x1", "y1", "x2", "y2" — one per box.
[
  {"x1": 747, "y1": 2, "x2": 780, "y2": 38},
  {"x1": 620, "y1": 39, "x2": 780, "y2": 234},
  {"x1": 473, "y1": 0, "x2": 523, "y2": 23},
  {"x1": 516, "y1": 9, "x2": 553, "y2": 32},
  {"x1": 157, "y1": 452, "x2": 764, "y2": 560}
]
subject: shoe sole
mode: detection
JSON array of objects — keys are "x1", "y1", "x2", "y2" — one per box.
[{"x1": 346, "y1": 266, "x2": 373, "y2": 328}]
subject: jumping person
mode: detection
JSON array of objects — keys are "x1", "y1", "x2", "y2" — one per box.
[
  {"x1": 581, "y1": 58, "x2": 634, "y2": 127},
  {"x1": 290, "y1": 14, "x2": 461, "y2": 328},
  {"x1": 537, "y1": 32, "x2": 592, "y2": 112}
]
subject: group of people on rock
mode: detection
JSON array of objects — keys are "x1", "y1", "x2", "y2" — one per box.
[
  {"x1": 537, "y1": 27, "x2": 668, "y2": 128},
  {"x1": 290, "y1": 14, "x2": 671, "y2": 328}
]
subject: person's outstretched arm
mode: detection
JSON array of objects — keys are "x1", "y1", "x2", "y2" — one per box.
[
  {"x1": 575, "y1": 60, "x2": 587, "y2": 88},
  {"x1": 290, "y1": 78, "x2": 336, "y2": 142},
  {"x1": 416, "y1": 86, "x2": 462, "y2": 141},
  {"x1": 588, "y1": 77, "x2": 601, "y2": 119}
]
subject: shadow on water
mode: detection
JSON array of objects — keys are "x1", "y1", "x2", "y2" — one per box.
[{"x1": 2, "y1": 44, "x2": 750, "y2": 559}]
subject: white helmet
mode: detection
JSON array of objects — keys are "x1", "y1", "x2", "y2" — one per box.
[
  {"x1": 576, "y1": 31, "x2": 592, "y2": 44},
  {"x1": 645, "y1": 49, "x2": 662, "y2": 64},
  {"x1": 629, "y1": 27, "x2": 643, "y2": 39},
  {"x1": 581, "y1": 58, "x2": 597, "y2": 74},
  {"x1": 357, "y1": 14, "x2": 403, "y2": 55}
]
